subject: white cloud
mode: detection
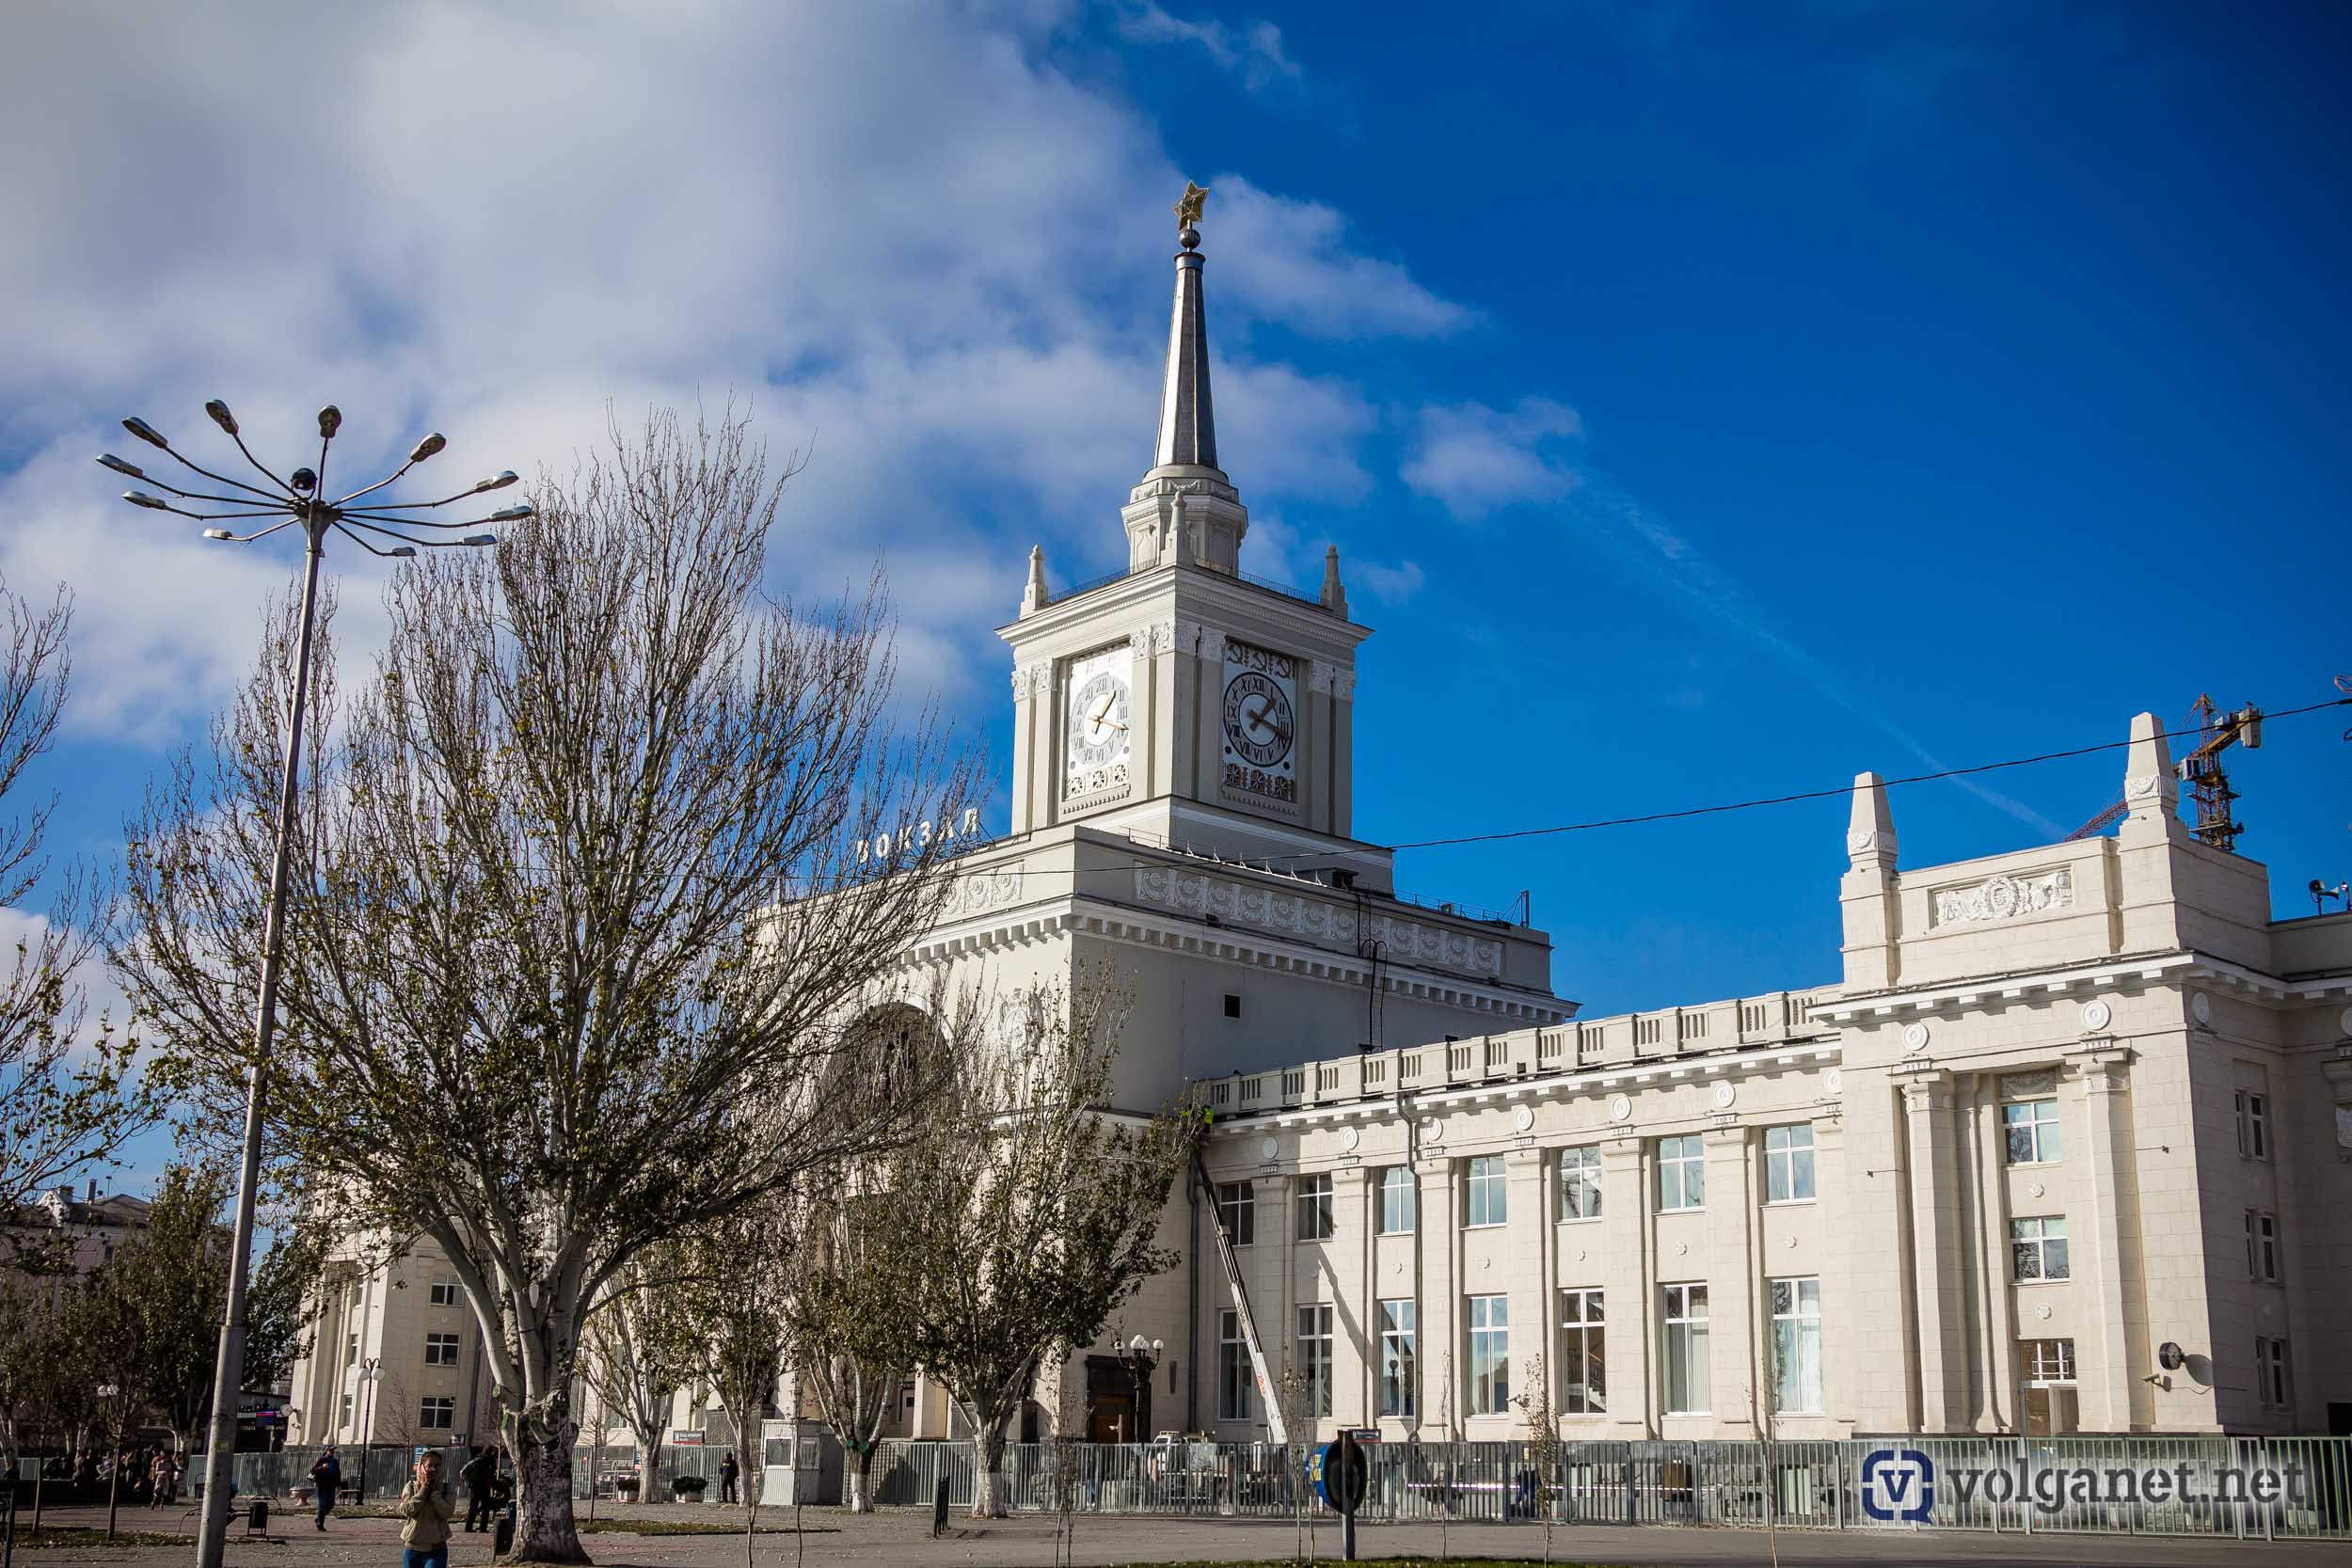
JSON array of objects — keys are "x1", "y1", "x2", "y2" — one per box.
[
  {"x1": 0, "y1": 2, "x2": 1467, "y2": 746},
  {"x1": 1400, "y1": 396, "x2": 1584, "y2": 518},
  {"x1": 1114, "y1": 4, "x2": 1302, "y2": 91}
]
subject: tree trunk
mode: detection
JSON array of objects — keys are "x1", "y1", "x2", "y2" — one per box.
[
  {"x1": 513, "y1": 1417, "x2": 589, "y2": 1563},
  {"x1": 847, "y1": 1445, "x2": 879, "y2": 1513},
  {"x1": 970, "y1": 1419, "x2": 1008, "y2": 1519}
]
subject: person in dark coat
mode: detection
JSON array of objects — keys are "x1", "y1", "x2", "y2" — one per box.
[
  {"x1": 719, "y1": 1450, "x2": 739, "y2": 1504},
  {"x1": 460, "y1": 1446, "x2": 496, "y2": 1532},
  {"x1": 310, "y1": 1446, "x2": 342, "y2": 1530}
]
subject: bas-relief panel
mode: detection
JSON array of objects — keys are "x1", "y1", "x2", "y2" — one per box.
[
  {"x1": 1931, "y1": 866, "x2": 2074, "y2": 927},
  {"x1": 1131, "y1": 866, "x2": 1502, "y2": 977}
]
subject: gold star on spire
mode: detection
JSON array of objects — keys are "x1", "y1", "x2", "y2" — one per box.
[{"x1": 1174, "y1": 181, "x2": 1209, "y2": 229}]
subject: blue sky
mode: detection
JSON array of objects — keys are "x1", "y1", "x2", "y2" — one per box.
[{"x1": 2, "y1": 2, "x2": 2347, "y2": 1189}]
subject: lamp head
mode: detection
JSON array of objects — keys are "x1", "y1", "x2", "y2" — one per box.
[
  {"x1": 408, "y1": 432, "x2": 447, "y2": 463},
  {"x1": 123, "y1": 491, "x2": 169, "y2": 511},
  {"x1": 204, "y1": 400, "x2": 238, "y2": 436},
  {"x1": 122, "y1": 417, "x2": 169, "y2": 450},
  {"x1": 487, "y1": 503, "x2": 533, "y2": 522},
  {"x1": 202, "y1": 529, "x2": 233, "y2": 541},
  {"x1": 461, "y1": 533, "x2": 498, "y2": 546},
  {"x1": 316, "y1": 405, "x2": 342, "y2": 439},
  {"x1": 97, "y1": 454, "x2": 144, "y2": 479},
  {"x1": 290, "y1": 467, "x2": 317, "y2": 493},
  {"x1": 388, "y1": 546, "x2": 418, "y2": 559},
  {"x1": 473, "y1": 470, "x2": 518, "y2": 493}
]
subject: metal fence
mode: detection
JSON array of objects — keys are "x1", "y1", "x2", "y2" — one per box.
[
  {"x1": 208, "y1": 1442, "x2": 739, "y2": 1505},
  {"x1": 866, "y1": 1434, "x2": 2352, "y2": 1541}
]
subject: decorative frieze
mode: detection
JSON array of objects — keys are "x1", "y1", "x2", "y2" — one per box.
[
  {"x1": 1931, "y1": 866, "x2": 2074, "y2": 927},
  {"x1": 1129, "y1": 866, "x2": 1503, "y2": 976},
  {"x1": 934, "y1": 861, "x2": 1026, "y2": 920}
]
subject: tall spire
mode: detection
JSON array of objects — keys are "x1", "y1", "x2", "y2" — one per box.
[
  {"x1": 1152, "y1": 182, "x2": 1221, "y2": 476},
  {"x1": 1124, "y1": 182, "x2": 1247, "y2": 575}
]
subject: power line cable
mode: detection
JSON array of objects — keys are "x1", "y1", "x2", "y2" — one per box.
[{"x1": 836, "y1": 692, "x2": 2347, "y2": 893}]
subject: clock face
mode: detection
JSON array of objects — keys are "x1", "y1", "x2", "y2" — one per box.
[
  {"x1": 1220, "y1": 639, "x2": 1298, "y2": 806},
  {"x1": 1063, "y1": 645, "x2": 1132, "y2": 798}
]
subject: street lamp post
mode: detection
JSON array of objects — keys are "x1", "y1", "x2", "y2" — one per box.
[
  {"x1": 1115, "y1": 1335, "x2": 1163, "y2": 1446},
  {"x1": 357, "y1": 1359, "x2": 383, "y2": 1506},
  {"x1": 99, "y1": 404, "x2": 528, "y2": 1568}
]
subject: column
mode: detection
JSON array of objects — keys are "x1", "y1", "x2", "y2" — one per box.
[
  {"x1": 1416, "y1": 1155, "x2": 1456, "y2": 1435},
  {"x1": 1812, "y1": 1115, "x2": 1857, "y2": 1434},
  {"x1": 1599, "y1": 1133, "x2": 1653, "y2": 1437},
  {"x1": 1703, "y1": 1125, "x2": 1758, "y2": 1437},
  {"x1": 1969, "y1": 1079, "x2": 2022, "y2": 1431},
  {"x1": 1337, "y1": 1165, "x2": 1374, "y2": 1427},
  {"x1": 1506, "y1": 1146, "x2": 1549, "y2": 1434},
  {"x1": 1901, "y1": 1070, "x2": 1964, "y2": 1431},
  {"x1": 2065, "y1": 1043, "x2": 2137, "y2": 1432}
]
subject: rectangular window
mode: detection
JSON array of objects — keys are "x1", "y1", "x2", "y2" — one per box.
[
  {"x1": 1216, "y1": 1181, "x2": 1255, "y2": 1246},
  {"x1": 1377, "y1": 1300, "x2": 1417, "y2": 1418},
  {"x1": 1661, "y1": 1283, "x2": 1710, "y2": 1414},
  {"x1": 1769, "y1": 1277, "x2": 1822, "y2": 1414},
  {"x1": 1656, "y1": 1134, "x2": 1706, "y2": 1212},
  {"x1": 2244, "y1": 1210, "x2": 2258, "y2": 1277},
  {"x1": 2255, "y1": 1337, "x2": 2290, "y2": 1408},
  {"x1": 1296, "y1": 1305, "x2": 1333, "y2": 1418},
  {"x1": 344, "y1": 1332, "x2": 358, "y2": 1366},
  {"x1": 2023, "y1": 1338, "x2": 2076, "y2": 1383},
  {"x1": 1558, "y1": 1289, "x2": 1606, "y2": 1415},
  {"x1": 2003, "y1": 1099, "x2": 2061, "y2": 1164},
  {"x1": 2257, "y1": 1212, "x2": 2280, "y2": 1283},
  {"x1": 1378, "y1": 1166, "x2": 1416, "y2": 1234},
  {"x1": 339, "y1": 1393, "x2": 353, "y2": 1432},
  {"x1": 1465, "y1": 1155, "x2": 1508, "y2": 1227},
  {"x1": 420, "y1": 1396, "x2": 455, "y2": 1431},
  {"x1": 2234, "y1": 1090, "x2": 2269, "y2": 1160},
  {"x1": 1558, "y1": 1146, "x2": 1602, "y2": 1220},
  {"x1": 423, "y1": 1331, "x2": 461, "y2": 1366},
  {"x1": 1216, "y1": 1309, "x2": 1251, "y2": 1422},
  {"x1": 428, "y1": 1278, "x2": 460, "y2": 1307},
  {"x1": 1763, "y1": 1124, "x2": 1815, "y2": 1203},
  {"x1": 2021, "y1": 1338, "x2": 2078, "y2": 1436},
  {"x1": 1467, "y1": 1294, "x2": 1510, "y2": 1415},
  {"x1": 1295, "y1": 1173, "x2": 1334, "y2": 1241},
  {"x1": 2010, "y1": 1217, "x2": 2070, "y2": 1282}
]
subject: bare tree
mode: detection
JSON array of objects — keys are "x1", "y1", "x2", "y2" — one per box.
[
  {"x1": 665, "y1": 1201, "x2": 804, "y2": 1567},
  {"x1": 114, "y1": 407, "x2": 980, "y2": 1561},
  {"x1": 0, "y1": 578, "x2": 152, "y2": 1213},
  {"x1": 1513, "y1": 1351, "x2": 1563, "y2": 1563},
  {"x1": 580, "y1": 1255, "x2": 698, "y2": 1504},
  {"x1": 893, "y1": 972, "x2": 1198, "y2": 1517},
  {"x1": 775, "y1": 1176, "x2": 918, "y2": 1513}
]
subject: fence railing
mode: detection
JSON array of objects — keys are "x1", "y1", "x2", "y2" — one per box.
[
  {"x1": 183, "y1": 1434, "x2": 2352, "y2": 1540},
  {"x1": 867, "y1": 1434, "x2": 2352, "y2": 1541}
]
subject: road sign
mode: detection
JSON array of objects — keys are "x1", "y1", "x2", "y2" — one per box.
[{"x1": 1317, "y1": 1438, "x2": 1368, "y2": 1514}]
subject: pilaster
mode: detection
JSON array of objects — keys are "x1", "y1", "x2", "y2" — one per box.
[
  {"x1": 1703, "y1": 1125, "x2": 1758, "y2": 1436},
  {"x1": 1416, "y1": 1155, "x2": 1458, "y2": 1436},
  {"x1": 2065, "y1": 1041, "x2": 2139, "y2": 1432},
  {"x1": 1599, "y1": 1133, "x2": 1654, "y2": 1437},
  {"x1": 1901, "y1": 1069, "x2": 1964, "y2": 1430}
]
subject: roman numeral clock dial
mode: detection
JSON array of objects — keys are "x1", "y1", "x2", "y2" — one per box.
[
  {"x1": 1220, "y1": 638, "x2": 1298, "y2": 807},
  {"x1": 1063, "y1": 645, "x2": 1132, "y2": 799}
]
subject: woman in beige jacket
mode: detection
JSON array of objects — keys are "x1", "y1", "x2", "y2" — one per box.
[{"x1": 397, "y1": 1451, "x2": 456, "y2": 1568}]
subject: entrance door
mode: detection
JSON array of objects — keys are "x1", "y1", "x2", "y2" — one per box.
[
  {"x1": 1089, "y1": 1391, "x2": 1136, "y2": 1444},
  {"x1": 1084, "y1": 1354, "x2": 1150, "y2": 1444}
]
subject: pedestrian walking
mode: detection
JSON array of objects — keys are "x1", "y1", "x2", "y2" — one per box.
[
  {"x1": 147, "y1": 1450, "x2": 171, "y2": 1509},
  {"x1": 460, "y1": 1445, "x2": 495, "y2": 1533},
  {"x1": 719, "y1": 1449, "x2": 739, "y2": 1505},
  {"x1": 397, "y1": 1452, "x2": 454, "y2": 1568},
  {"x1": 310, "y1": 1445, "x2": 343, "y2": 1530}
]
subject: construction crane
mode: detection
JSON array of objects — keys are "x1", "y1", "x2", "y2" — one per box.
[
  {"x1": 1192, "y1": 1144, "x2": 1287, "y2": 1444},
  {"x1": 2066, "y1": 695, "x2": 2263, "y2": 849}
]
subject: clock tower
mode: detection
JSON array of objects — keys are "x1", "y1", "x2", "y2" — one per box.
[{"x1": 1000, "y1": 193, "x2": 1380, "y2": 884}]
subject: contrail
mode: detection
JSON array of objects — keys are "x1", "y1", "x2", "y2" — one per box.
[{"x1": 1560, "y1": 471, "x2": 2068, "y2": 838}]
